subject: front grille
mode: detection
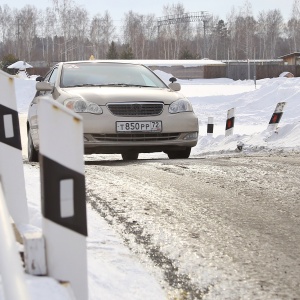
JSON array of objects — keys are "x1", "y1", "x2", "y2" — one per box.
[
  {"x1": 107, "y1": 102, "x2": 164, "y2": 116},
  {"x1": 91, "y1": 133, "x2": 180, "y2": 142}
]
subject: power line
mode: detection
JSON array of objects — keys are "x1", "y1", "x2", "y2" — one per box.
[{"x1": 157, "y1": 11, "x2": 210, "y2": 28}]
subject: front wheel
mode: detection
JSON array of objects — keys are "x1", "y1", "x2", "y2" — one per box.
[
  {"x1": 166, "y1": 147, "x2": 191, "y2": 159},
  {"x1": 121, "y1": 152, "x2": 139, "y2": 161},
  {"x1": 28, "y1": 130, "x2": 39, "y2": 162}
]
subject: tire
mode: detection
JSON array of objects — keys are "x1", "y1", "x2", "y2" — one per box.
[
  {"x1": 121, "y1": 152, "x2": 139, "y2": 161},
  {"x1": 28, "y1": 130, "x2": 39, "y2": 162},
  {"x1": 167, "y1": 147, "x2": 191, "y2": 159}
]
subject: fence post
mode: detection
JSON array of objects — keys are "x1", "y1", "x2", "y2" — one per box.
[
  {"x1": 225, "y1": 108, "x2": 235, "y2": 137},
  {"x1": 268, "y1": 102, "x2": 286, "y2": 131},
  {"x1": 0, "y1": 70, "x2": 28, "y2": 224},
  {"x1": 38, "y1": 98, "x2": 88, "y2": 300},
  {"x1": 207, "y1": 117, "x2": 214, "y2": 136}
]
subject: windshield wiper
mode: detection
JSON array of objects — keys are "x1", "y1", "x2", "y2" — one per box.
[
  {"x1": 67, "y1": 84, "x2": 104, "y2": 87},
  {"x1": 65, "y1": 83, "x2": 156, "y2": 88},
  {"x1": 105, "y1": 83, "x2": 155, "y2": 88}
]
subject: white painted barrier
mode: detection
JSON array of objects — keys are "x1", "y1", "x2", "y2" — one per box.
[
  {"x1": 17, "y1": 224, "x2": 47, "y2": 276},
  {"x1": 38, "y1": 98, "x2": 88, "y2": 300},
  {"x1": 0, "y1": 70, "x2": 28, "y2": 224},
  {"x1": 225, "y1": 107, "x2": 235, "y2": 136},
  {"x1": 207, "y1": 117, "x2": 214, "y2": 136},
  {"x1": 268, "y1": 102, "x2": 286, "y2": 131},
  {"x1": 0, "y1": 180, "x2": 30, "y2": 300}
]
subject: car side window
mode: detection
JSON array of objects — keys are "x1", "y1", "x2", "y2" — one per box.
[
  {"x1": 40, "y1": 67, "x2": 58, "y2": 95},
  {"x1": 48, "y1": 68, "x2": 58, "y2": 85},
  {"x1": 43, "y1": 70, "x2": 53, "y2": 83}
]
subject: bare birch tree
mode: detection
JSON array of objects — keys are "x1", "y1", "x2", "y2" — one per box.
[
  {"x1": 51, "y1": 0, "x2": 76, "y2": 61},
  {"x1": 71, "y1": 7, "x2": 89, "y2": 60},
  {"x1": 257, "y1": 12, "x2": 268, "y2": 59},
  {"x1": 265, "y1": 10, "x2": 283, "y2": 58},
  {"x1": 158, "y1": 4, "x2": 192, "y2": 59},
  {"x1": 90, "y1": 11, "x2": 115, "y2": 59},
  {"x1": 123, "y1": 11, "x2": 156, "y2": 59},
  {"x1": 0, "y1": 5, "x2": 13, "y2": 55},
  {"x1": 287, "y1": 0, "x2": 300, "y2": 52},
  {"x1": 39, "y1": 8, "x2": 57, "y2": 64},
  {"x1": 18, "y1": 5, "x2": 38, "y2": 61}
]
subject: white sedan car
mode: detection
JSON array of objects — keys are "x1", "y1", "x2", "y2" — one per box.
[{"x1": 27, "y1": 60, "x2": 198, "y2": 162}]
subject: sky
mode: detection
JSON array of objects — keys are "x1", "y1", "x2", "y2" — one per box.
[
  {"x1": 3, "y1": 0, "x2": 296, "y2": 23},
  {"x1": 5, "y1": 66, "x2": 300, "y2": 299}
]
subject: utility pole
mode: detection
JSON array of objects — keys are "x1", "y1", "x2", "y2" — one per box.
[
  {"x1": 200, "y1": 12, "x2": 210, "y2": 58},
  {"x1": 17, "y1": 19, "x2": 21, "y2": 59}
]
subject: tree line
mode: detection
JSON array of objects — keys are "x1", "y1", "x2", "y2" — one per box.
[{"x1": 1, "y1": 0, "x2": 300, "y2": 66}]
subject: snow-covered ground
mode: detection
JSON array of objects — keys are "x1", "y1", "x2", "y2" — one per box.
[{"x1": 6, "y1": 71, "x2": 300, "y2": 299}]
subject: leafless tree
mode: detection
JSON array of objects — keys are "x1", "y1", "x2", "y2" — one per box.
[
  {"x1": 39, "y1": 8, "x2": 57, "y2": 64},
  {"x1": 287, "y1": 0, "x2": 300, "y2": 52},
  {"x1": 18, "y1": 5, "x2": 38, "y2": 61},
  {"x1": 257, "y1": 12, "x2": 268, "y2": 59},
  {"x1": 265, "y1": 10, "x2": 283, "y2": 58},
  {"x1": 235, "y1": 1, "x2": 257, "y2": 59},
  {"x1": 0, "y1": 1, "x2": 298, "y2": 63},
  {"x1": 71, "y1": 6, "x2": 89, "y2": 60},
  {"x1": 51, "y1": 0, "x2": 76, "y2": 61},
  {"x1": 123, "y1": 11, "x2": 156, "y2": 59},
  {"x1": 0, "y1": 5, "x2": 13, "y2": 55},
  {"x1": 140, "y1": 14, "x2": 157, "y2": 58},
  {"x1": 90, "y1": 11, "x2": 115, "y2": 59},
  {"x1": 158, "y1": 3, "x2": 192, "y2": 59},
  {"x1": 226, "y1": 7, "x2": 238, "y2": 59}
]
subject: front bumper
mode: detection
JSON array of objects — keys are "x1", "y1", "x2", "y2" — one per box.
[
  {"x1": 83, "y1": 132, "x2": 198, "y2": 154},
  {"x1": 80, "y1": 108, "x2": 199, "y2": 154}
]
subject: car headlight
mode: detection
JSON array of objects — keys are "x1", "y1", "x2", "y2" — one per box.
[
  {"x1": 169, "y1": 99, "x2": 193, "y2": 114},
  {"x1": 64, "y1": 98, "x2": 103, "y2": 114}
]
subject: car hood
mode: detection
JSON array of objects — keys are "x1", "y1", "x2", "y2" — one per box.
[{"x1": 60, "y1": 86, "x2": 185, "y2": 105}]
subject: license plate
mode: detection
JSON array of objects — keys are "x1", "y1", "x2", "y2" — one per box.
[{"x1": 116, "y1": 121, "x2": 162, "y2": 132}]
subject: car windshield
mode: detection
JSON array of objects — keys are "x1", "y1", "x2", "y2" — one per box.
[{"x1": 61, "y1": 62, "x2": 167, "y2": 88}]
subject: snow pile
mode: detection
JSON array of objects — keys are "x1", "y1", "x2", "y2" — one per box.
[
  {"x1": 184, "y1": 77, "x2": 300, "y2": 155},
  {"x1": 150, "y1": 71, "x2": 300, "y2": 155},
  {"x1": 15, "y1": 78, "x2": 37, "y2": 113}
]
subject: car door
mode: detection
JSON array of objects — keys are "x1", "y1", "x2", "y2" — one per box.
[{"x1": 28, "y1": 67, "x2": 59, "y2": 147}]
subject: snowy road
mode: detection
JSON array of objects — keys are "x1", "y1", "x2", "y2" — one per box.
[{"x1": 84, "y1": 153, "x2": 300, "y2": 299}]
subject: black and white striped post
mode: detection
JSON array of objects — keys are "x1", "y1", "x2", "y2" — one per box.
[
  {"x1": 0, "y1": 70, "x2": 28, "y2": 224},
  {"x1": 38, "y1": 98, "x2": 88, "y2": 299},
  {"x1": 268, "y1": 102, "x2": 286, "y2": 131},
  {"x1": 207, "y1": 117, "x2": 214, "y2": 137},
  {"x1": 225, "y1": 108, "x2": 235, "y2": 137}
]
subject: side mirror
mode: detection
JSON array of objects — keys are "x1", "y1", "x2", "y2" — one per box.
[
  {"x1": 36, "y1": 76, "x2": 44, "y2": 82},
  {"x1": 168, "y1": 82, "x2": 181, "y2": 91},
  {"x1": 36, "y1": 81, "x2": 53, "y2": 92}
]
